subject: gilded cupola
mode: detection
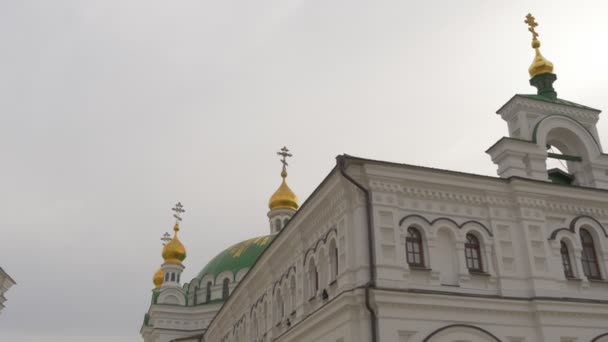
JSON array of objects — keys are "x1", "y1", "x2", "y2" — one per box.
[
  {"x1": 268, "y1": 147, "x2": 299, "y2": 211},
  {"x1": 161, "y1": 202, "x2": 187, "y2": 265},
  {"x1": 153, "y1": 267, "x2": 164, "y2": 288},
  {"x1": 162, "y1": 223, "x2": 187, "y2": 265}
]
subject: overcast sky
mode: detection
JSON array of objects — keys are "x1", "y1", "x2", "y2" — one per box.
[{"x1": 2, "y1": 1, "x2": 608, "y2": 341}]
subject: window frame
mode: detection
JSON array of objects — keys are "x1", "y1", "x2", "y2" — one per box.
[
  {"x1": 560, "y1": 240, "x2": 575, "y2": 279},
  {"x1": 580, "y1": 229, "x2": 602, "y2": 280},
  {"x1": 222, "y1": 278, "x2": 230, "y2": 299},
  {"x1": 464, "y1": 233, "x2": 483, "y2": 272},
  {"x1": 205, "y1": 281, "x2": 212, "y2": 302},
  {"x1": 405, "y1": 227, "x2": 425, "y2": 267}
]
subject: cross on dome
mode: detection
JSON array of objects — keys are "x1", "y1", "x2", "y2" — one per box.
[
  {"x1": 277, "y1": 146, "x2": 292, "y2": 170},
  {"x1": 161, "y1": 232, "x2": 171, "y2": 245},
  {"x1": 172, "y1": 202, "x2": 185, "y2": 223}
]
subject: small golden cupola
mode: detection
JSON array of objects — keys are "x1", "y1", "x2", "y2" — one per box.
[
  {"x1": 162, "y1": 223, "x2": 187, "y2": 265},
  {"x1": 162, "y1": 202, "x2": 187, "y2": 265},
  {"x1": 268, "y1": 147, "x2": 299, "y2": 234},
  {"x1": 153, "y1": 267, "x2": 164, "y2": 288},
  {"x1": 268, "y1": 147, "x2": 299, "y2": 211},
  {"x1": 525, "y1": 13, "x2": 554, "y2": 78}
]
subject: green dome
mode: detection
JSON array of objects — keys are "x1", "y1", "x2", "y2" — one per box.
[{"x1": 197, "y1": 235, "x2": 274, "y2": 279}]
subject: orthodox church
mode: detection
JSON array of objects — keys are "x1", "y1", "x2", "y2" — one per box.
[{"x1": 140, "y1": 15, "x2": 608, "y2": 342}]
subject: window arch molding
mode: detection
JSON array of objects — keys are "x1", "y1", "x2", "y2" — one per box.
[
  {"x1": 590, "y1": 332, "x2": 608, "y2": 342},
  {"x1": 421, "y1": 324, "x2": 502, "y2": 342},
  {"x1": 215, "y1": 271, "x2": 235, "y2": 286},
  {"x1": 399, "y1": 214, "x2": 493, "y2": 238},
  {"x1": 549, "y1": 215, "x2": 608, "y2": 241}
]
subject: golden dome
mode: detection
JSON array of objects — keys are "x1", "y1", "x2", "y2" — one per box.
[
  {"x1": 528, "y1": 44, "x2": 554, "y2": 78},
  {"x1": 153, "y1": 267, "x2": 164, "y2": 288},
  {"x1": 269, "y1": 168, "x2": 299, "y2": 211},
  {"x1": 162, "y1": 223, "x2": 187, "y2": 265}
]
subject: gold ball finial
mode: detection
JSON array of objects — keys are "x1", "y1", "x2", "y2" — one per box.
[{"x1": 525, "y1": 13, "x2": 554, "y2": 77}]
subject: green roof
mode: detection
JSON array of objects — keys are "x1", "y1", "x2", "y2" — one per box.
[{"x1": 197, "y1": 235, "x2": 274, "y2": 280}]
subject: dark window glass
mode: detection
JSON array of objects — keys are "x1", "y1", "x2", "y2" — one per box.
[
  {"x1": 206, "y1": 281, "x2": 212, "y2": 302},
  {"x1": 334, "y1": 245, "x2": 339, "y2": 278},
  {"x1": 465, "y1": 234, "x2": 483, "y2": 272},
  {"x1": 313, "y1": 266, "x2": 319, "y2": 293},
  {"x1": 222, "y1": 278, "x2": 230, "y2": 299},
  {"x1": 580, "y1": 229, "x2": 601, "y2": 279},
  {"x1": 560, "y1": 241, "x2": 574, "y2": 278},
  {"x1": 406, "y1": 227, "x2": 424, "y2": 267}
]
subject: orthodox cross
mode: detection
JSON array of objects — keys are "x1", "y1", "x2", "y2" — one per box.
[
  {"x1": 277, "y1": 146, "x2": 292, "y2": 168},
  {"x1": 161, "y1": 232, "x2": 171, "y2": 245},
  {"x1": 172, "y1": 202, "x2": 185, "y2": 223},
  {"x1": 525, "y1": 13, "x2": 539, "y2": 41}
]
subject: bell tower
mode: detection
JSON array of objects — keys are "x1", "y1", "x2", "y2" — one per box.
[{"x1": 486, "y1": 14, "x2": 608, "y2": 189}]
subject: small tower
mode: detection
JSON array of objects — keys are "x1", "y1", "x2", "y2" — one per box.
[
  {"x1": 160, "y1": 202, "x2": 187, "y2": 288},
  {"x1": 268, "y1": 147, "x2": 299, "y2": 234},
  {"x1": 487, "y1": 14, "x2": 608, "y2": 189}
]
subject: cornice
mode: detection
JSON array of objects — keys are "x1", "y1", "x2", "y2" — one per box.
[{"x1": 499, "y1": 96, "x2": 600, "y2": 123}]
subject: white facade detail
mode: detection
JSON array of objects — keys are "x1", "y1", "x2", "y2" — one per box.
[
  {"x1": 487, "y1": 95, "x2": 608, "y2": 189},
  {"x1": 0, "y1": 267, "x2": 16, "y2": 315}
]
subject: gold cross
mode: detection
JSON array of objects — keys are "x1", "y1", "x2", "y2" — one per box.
[
  {"x1": 277, "y1": 146, "x2": 292, "y2": 168},
  {"x1": 161, "y1": 232, "x2": 172, "y2": 245},
  {"x1": 525, "y1": 13, "x2": 539, "y2": 41},
  {"x1": 172, "y1": 202, "x2": 185, "y2": 222}
]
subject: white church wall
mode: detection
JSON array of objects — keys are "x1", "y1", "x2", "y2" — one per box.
[{"x1": 201, "y1": 173, "x2": 373, "y2": 341}]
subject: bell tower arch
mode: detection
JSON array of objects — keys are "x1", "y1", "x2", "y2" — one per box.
[{"x1": 486, "y1": 14, "x2": 608, "y2": 189}]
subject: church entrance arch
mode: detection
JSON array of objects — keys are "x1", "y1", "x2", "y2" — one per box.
[{"x1": 422, "y1": 324, "x2": 502, "y2": 342}]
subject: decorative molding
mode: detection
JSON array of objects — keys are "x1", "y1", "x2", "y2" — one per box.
[
  {"x1": 548, "y1": 215, "x2": 608, "y2": 240},
  {"x1": 398, "y1": 214, "x2": 493, "y2": 237},
  {"x1": 421, "y1": 324, "x2": 502, "y2": 342}
]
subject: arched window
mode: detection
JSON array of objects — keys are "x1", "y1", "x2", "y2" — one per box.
[
  {"x1": 329, "y1": 240, "x2": 339, "y2": 282},
  {"x1": 252, "y1": 312, "x2": 258, "y2": 339},
  {"x1": 308, "y1": 259, "x2": 319, "y2": 298},
  {"x1": 275, "y1": 218, "x2": 282, "y2": 232},
  {"x1": 464, "y1": 234, "x2": 483, "y2": 272},
  {"x1": 222, "y1": 278, "x2": 230, "y2": 299},
  {"x1": 406, "y1": 227, "x2": 424, "y2": 267},
  {"x1": 170, "y1": 273, "x2": 176, "y2": 282},
  {"x1": 289, "y1": 275, "x2": 296, "y2": 314},
  {"x1": 560, "y1": 241, "x2": 574, "y2": 278},
  {"x1": 283, "y1": 218, "x2": 289, "y2": 228},
  {"x1": 580, "y1": 229, "x2": 601, "y2": 279},
  {"x1": 276, "y1": 289, "x2": 284, "y2": 320},
  {"x1": 206, "y1": 281, "x2": 212, "y2": 302}
]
